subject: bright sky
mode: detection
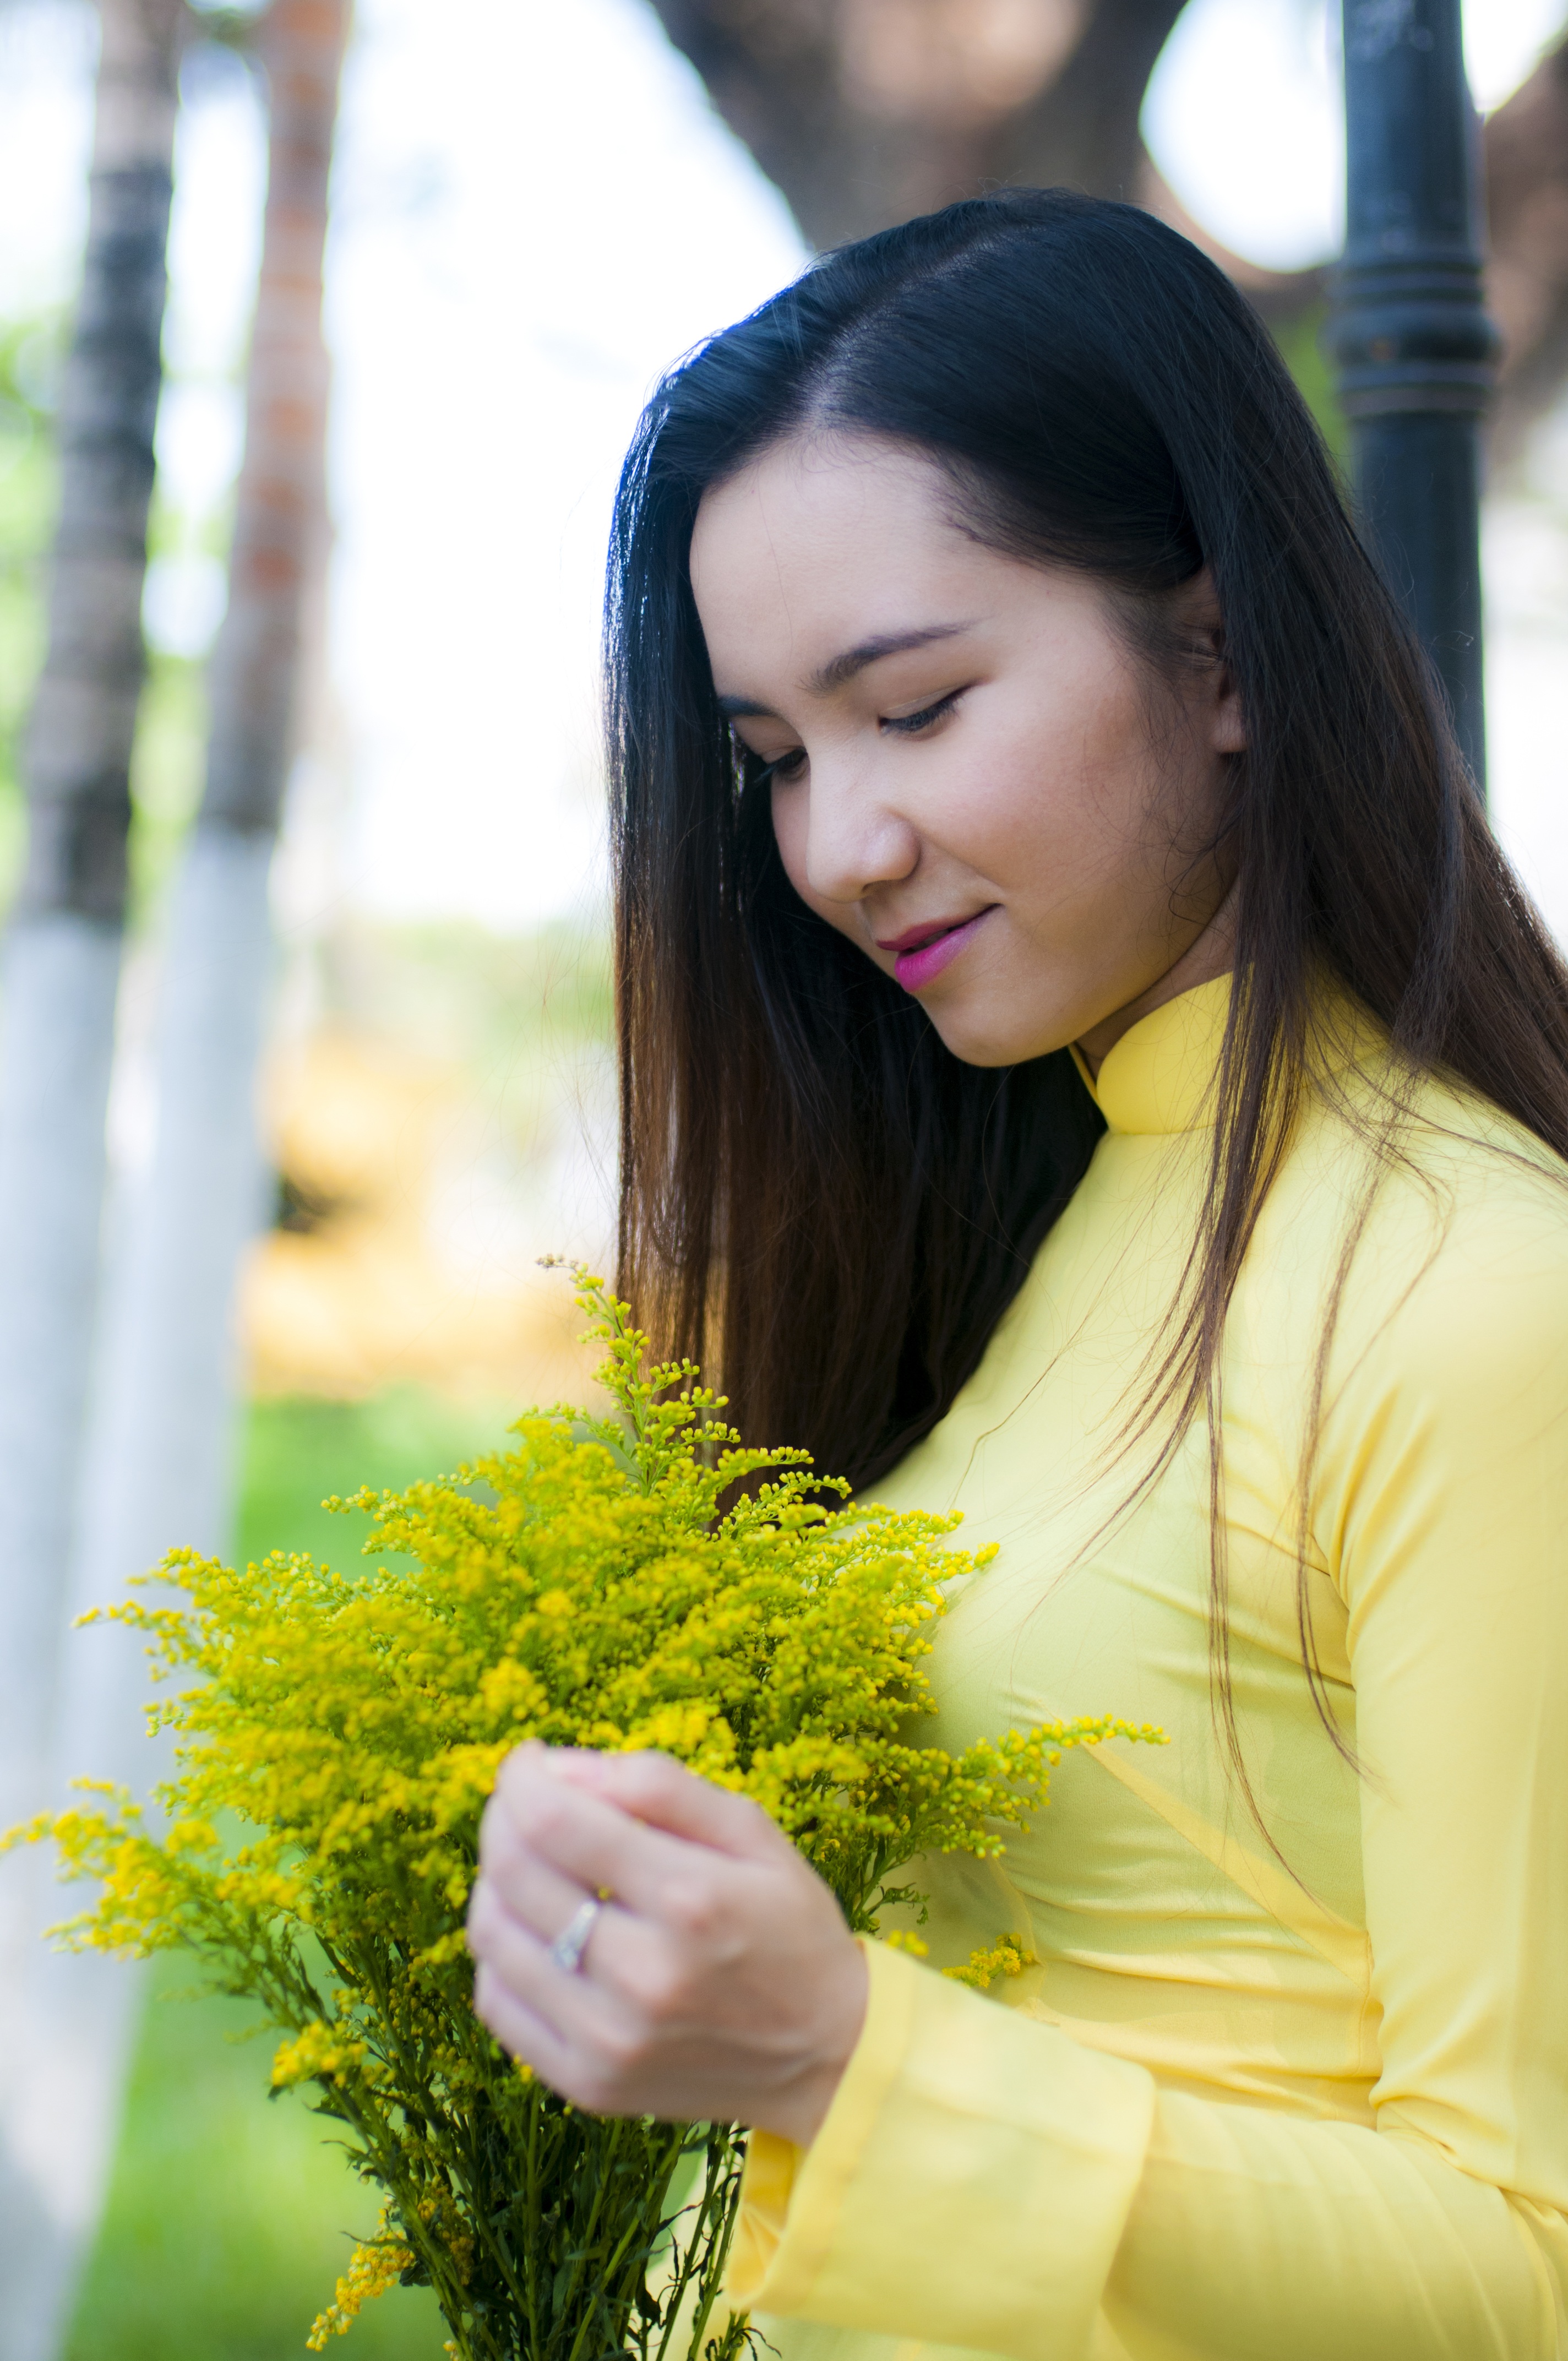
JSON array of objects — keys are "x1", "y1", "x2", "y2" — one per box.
[
  {"x1": 1, "y1": 0, "x2": 1566, "y2": 931},
  {"x1": 1141, "y1": 0, "x2": 1568, "y2": 270}
]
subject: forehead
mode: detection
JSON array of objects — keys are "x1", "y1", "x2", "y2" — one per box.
[
  {"x1": 693, "y1": 433, "x2": 955, "y2": 578},
  {"x1": 689, "y1": 432, "x2": 992, "y2": 677}
]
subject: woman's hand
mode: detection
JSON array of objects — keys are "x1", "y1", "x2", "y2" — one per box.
[{"x1": 467, "y1": 1744, "x2": 869, "y2": 2146}]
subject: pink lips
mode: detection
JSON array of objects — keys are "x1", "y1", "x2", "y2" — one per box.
[{"x1": 877, "y1": 907, "x2": 997, "y2": 993}]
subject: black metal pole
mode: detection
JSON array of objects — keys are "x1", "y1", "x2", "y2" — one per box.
[{"x1": 1327, "y1": 0, "x2": 1499, "y2": 792}]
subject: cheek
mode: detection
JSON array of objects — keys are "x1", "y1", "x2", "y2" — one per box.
[
  {"x1": 944, "y1": 677, "x2": 1152, "y2": 881},
  {"x1": 921, "y1": 709, "x2": 1076, "y2": 878}
]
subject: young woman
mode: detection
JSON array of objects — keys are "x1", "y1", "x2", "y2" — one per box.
[{"x1": 466, "y1": 192, "x2": 1568, "y2": 2358}]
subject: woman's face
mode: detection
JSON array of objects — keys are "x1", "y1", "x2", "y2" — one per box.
[{"x1": 688, "y1": 432, "x2": 1245, "y2": 1069}]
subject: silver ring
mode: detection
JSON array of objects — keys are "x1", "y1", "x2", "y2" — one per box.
[{"x1": 547, "y1": 1897, "x2": 601, "y2": 1976}]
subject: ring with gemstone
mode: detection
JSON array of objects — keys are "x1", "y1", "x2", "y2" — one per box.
[{"x1": 547, "y1": 1897, "x2": 601, "y2": 1976}]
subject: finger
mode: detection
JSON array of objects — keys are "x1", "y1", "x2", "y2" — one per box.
[
  {"x1": 472, "y1": 1957, "x2": 574, "y2": 2083},
  {"x1": 479, "y1": 1749, "x2": 592, "y2": 1882},
  {"x1": 472, "y1": 1810, "x2": 597, "y2": 1944},
  {"x1": 541, "y1": 1749, "x2": 790, "y2": 1864},
  {"x1": 469, "y1": 1842, "x2": 629, "y2": 1990},
  {"x1": 491, "y1": 1752, "x2": 701, "y2": 1914},
  {"x1": 471, "y1": 1843, "x2": 699, "y2": 2036},
  {"x1": 467, "y1": 1875, "x2": 627, "y2": 2045},
  {"x1": 473, "y1": 1961, "x2": 646, "y2": 2121}
]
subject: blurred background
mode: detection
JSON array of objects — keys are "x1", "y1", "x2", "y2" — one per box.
[{"x1": 0, "y1": 0, "x2": 1566, "y2": 2352}]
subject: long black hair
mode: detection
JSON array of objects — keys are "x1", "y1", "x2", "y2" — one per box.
[{"x1": 605, "y1": 193, "x2": 1568, "y2": 1759}]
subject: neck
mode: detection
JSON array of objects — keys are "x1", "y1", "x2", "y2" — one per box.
[{"x1": 1074, "y1": 883, "x2": 1239, "y2": 1081}]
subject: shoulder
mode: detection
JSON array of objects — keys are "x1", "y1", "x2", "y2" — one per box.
[
  {"x1": 1350, "y1": 1069, "x2": 1568, "y2": 1375},
  {"x1": 1291, "y1": 1067, "x2": 1568, "y2": 1606},
  {"x1": 1221, "y1": 1043, "x2": 1568, "y2": 1481},
  {"x1": 1259, "y1": 1050, "x2": 1568, "y2": 1362}
]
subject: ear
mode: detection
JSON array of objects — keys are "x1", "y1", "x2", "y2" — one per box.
[
  {"x1": 1210, "y1": 651, "x2": 1248, "y2": 754},
  {"x1": 1183, "y1": 569, "x2": 1247, "y2": 755}
]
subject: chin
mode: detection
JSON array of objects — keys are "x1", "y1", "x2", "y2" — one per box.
[
  {"x1": 925, "y1": 1015, "x2": 1040, "y2": 1069},
  {"x1": 925, "y1": 984, "x2": 1079, "y2": 1067}
]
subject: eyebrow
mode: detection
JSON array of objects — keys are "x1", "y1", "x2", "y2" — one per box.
[{"x1": 715, "y1": 623, "x2": 973, "y2": 721}]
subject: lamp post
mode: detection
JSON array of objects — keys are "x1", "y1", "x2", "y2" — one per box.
[{"x1": 1327, "y1": 0, "x2": 1500, "y2": 793}]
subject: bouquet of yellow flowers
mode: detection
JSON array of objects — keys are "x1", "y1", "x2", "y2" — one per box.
[{"x1": 12, "y1": 1273, "x2": 1158, "y2": 2360}]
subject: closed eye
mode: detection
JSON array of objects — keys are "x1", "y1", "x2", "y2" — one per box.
[
  {"x1": 736, "y1": 687, "x2": 963, "y2": 784},
  {"x1": 745, "y1": 744, "x2": 807, "y2": 787},
  {"x1": 882, "y1": 689, "x2": 964, "y2": 736}
]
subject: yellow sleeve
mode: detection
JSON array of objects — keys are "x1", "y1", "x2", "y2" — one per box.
[{"x1": 726, "y1": 1187, "x2": 1568, "y2": 2361}]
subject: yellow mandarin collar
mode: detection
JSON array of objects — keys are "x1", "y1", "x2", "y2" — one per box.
[
  {"x1": 1069, "y1": 975, "x2": 1232, "y2": 1136},
  {"x1": 1069, "y1": 973, "x2": 1385, "y2": 1136}
]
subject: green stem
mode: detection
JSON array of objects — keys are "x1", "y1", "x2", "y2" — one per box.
[
  {"x1": 559, "y1": 2113, "x2": 631, "y2": 2361},
  {"x1": 680, "y1": 2132, "x2": 748, "y2": 2361}
]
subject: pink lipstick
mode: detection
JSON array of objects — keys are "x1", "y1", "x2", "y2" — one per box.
[{"x1": 876, "y1": 907, "x2": 997, "y2": 993}]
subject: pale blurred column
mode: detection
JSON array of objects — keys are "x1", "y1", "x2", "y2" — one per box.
[
  {"x1": 0, "y1": 3, "x2": 184, "y2": 2351},
  {"x1": 3, "y1": 5, "x2": 350, "y2": 2352}
]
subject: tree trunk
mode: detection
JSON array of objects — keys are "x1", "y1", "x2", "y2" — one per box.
[
  {"x1": 0, "y1": 6, "x2": 182, "y2": 2347},
  {"x1": 10, "y1": 10, "x2": 349, "y2": 2344},
  {"x1": 647, "y1": 0, "x2": 1186, "y2": 249},
  {"x1": 1484, "y1": 30, "x2": 1568, "y2": 463},
  {"x1": 68, "y1": 0, "x2": 346, "y2": 1771},
  {"x1": 649, "y1": 0, "x2": 1568, "y2": 447}
]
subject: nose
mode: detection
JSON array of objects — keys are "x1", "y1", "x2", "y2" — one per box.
[{"x1": 793, "y1": 756, "x2": 919, "y2": 908}]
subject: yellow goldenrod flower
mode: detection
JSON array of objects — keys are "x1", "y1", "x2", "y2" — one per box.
[
  {"x1": 306, "y1": 2209, "x2": 413, "y2": 2348},
  {"x1": 7, "y1": 1269, "x2": 1161, "y2": 2360},
  {"x1": 946, "y1": 1932, "x2": 1038, "y2": 1990}
]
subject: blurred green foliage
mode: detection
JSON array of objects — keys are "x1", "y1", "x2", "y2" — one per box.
[
  {"x1": 65, "y1": 1951, "x2": 448, "y2": 2361},
  {"x1": 65, "y1": 1389, "x2": 519, "y2": 2361},
  {"x1": 236, "y1": 1390, "x2": 517, "y2": 1571},
  {"x1": 331, "y1": 921, "x2": 616, "y2": 1073},
  {"x1": 1270, "y1": 303, "x2": 1350, "y2": 475}
]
